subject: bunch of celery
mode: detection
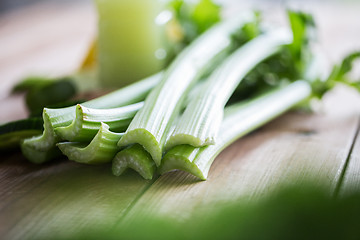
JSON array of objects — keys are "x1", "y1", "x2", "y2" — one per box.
[
  {"x1": 2, "y1": 3, "x2": 359, "y2": 181},
  {"x1": 112, "y1": 10, "x2": 359, "y2": 180}
]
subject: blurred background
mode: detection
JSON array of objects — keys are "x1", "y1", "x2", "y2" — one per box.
[
  {"x1": 0, "y1": 0, "x2": 83, "y2": 13},
  {"x1": 0, "y1": 0, "x2": 359, "y2": 122},
  {"x1": 0, "y1": 0, "x2": 357, "y2": 12}
]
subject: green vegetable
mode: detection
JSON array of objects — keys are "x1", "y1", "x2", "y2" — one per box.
[
  {"x1": 312, "y1": 51, "x2": 360, "y2": 98},
  {"x1": 165, "y1": 28, "x2": 292, "y2": 150},
  {"x1": 57, "y1": 123, "x2": 123, "y2": 164},
  {"x1": 21, "y1": 73, "x2": 162, "y2": 164},
  {"x1": 169, "y1": 0, "x2": 221, "y2": 45},
  {"x1": 112, "y1": 144, "x2": 156, "y2": 180},
  {"x1": 160, "y1": 81, "x2": 312, "y2": 180},
  {"x1": 118, "y1": 12, "x2": 257, "y2": 167},
  {"x1": 0, "y1": 118, "x2": 43, "y2": 151},
  {"x1": 55, "y1": 102, "x2": 143, "y2": 142},
  {"x1": 13, "y1": 73, "x2": 99, "y2": 117}
]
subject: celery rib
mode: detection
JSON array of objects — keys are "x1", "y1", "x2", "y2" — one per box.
[
  {"x1": 112, "y1": 144, "x2": 156, "y2": 180},
  {"x1": 165, "y1": 29, "x2": 292, "y2": 150},
  {"x1": 118, "y1": 13, "x2": 257, "y2": 167},
  {"x1": 57, "y1": 123, "x2": 123, "y2": 164},
  {"x1": 55, "y1": 102, "x2": 143, "y2": 142},
  {"x1": 159, "y1": 81, "x2": 312, "y2": 180},
  {"x1": 21, "y1": 73, "x2": 162, "y2": 164}
]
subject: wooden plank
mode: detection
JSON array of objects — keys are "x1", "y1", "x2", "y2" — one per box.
[
  {"x1": 119, "y1": 86, "x2": 360, "y2": 223},
  {"x1": 0, "y1": 157, "x2": 153, "y2": 240}
]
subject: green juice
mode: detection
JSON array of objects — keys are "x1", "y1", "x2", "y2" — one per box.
[{"x1": 95, "y1": 0, "x2": 166, "y2": 88}]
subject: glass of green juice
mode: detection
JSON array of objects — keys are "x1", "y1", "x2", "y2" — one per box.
[{"x1": 95, "y1": 0, "x2": 168, "y2": 88}]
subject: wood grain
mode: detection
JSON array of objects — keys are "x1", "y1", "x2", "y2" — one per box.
[{"x1": 1, "y1": 158, "x2": 153, "y2": 240}]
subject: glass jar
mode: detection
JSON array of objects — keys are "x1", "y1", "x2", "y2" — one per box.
[{"x1": 95, "y1": 0, "x2": 167, "y2": 88}]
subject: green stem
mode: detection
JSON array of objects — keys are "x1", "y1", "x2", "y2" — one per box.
[
  {"x1": 118, "y1": 13, "x2": 257, "y2": 167},
  {"x1": 159, "y1": 81, "x2": 312, "y2": 180},
  {"x1": 165, "y1": 28, "x2": 292, "y2": 150},
  {"x1": 21, "y1": 72, "x2": 162, "y2": 163},
  {"x1": 55, "y1": 102, "x2": 143, "y2": 142}
]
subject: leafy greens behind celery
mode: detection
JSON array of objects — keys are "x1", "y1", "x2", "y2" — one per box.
[
  {"x1": 229, "y1": 10, "x2": 316, "y2": 103},
  {"x1": 312, "y1": 51, "x2": 360, "y2": 99},
  {"x1": 165, "y1": 0, "x2": 222, "y2": 64}
]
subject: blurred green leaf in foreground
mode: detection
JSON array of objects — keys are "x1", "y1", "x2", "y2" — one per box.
[{"x1": 43, "y1": 181, "x2": 360, "y2": 240}]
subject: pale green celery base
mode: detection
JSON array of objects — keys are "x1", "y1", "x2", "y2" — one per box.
[
  {"x1": 164, "y1": 134, "x2": 215, "y2": 152},
  {"x1": 112, "y1": 144, "x2": 156, "y2": 180},
  {"x1": 117, "y1": 129, "x2": 162, "y2": 167},
  {"x1": 20, "y1": 143, "x2": 62, "y2": 164},
  {"x1": 159, "y1": 146, "x2": 207, "y2": 180},
  {"x1": 55, "y1": 105, "x2": 83, "y2": 141},
  {"x1": 57, "y1": 123, "x2": 122, "y2": 164},
  {"x1": 160, "y1": 81, "x2": 312, "y2": 180}
]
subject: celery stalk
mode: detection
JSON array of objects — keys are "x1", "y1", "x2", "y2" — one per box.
[
  {"x1": 165, "y1": 28, "x2": 292, "y2": 150},
  {"x1": 112, "y1": 144, "x2": 156, "y2": 180},
  {"x1": 21, "y1": 73, "x2": 162, "y2": 164},
  {"x1": 118, "y1": 13, "x2": 257, "y2": 167},
  {"x1": 55, "y1": 102, "x2": 143, "y2": 142},
  {"x1": 159, "y1": 81, "x2": 312, "y2": 180}
]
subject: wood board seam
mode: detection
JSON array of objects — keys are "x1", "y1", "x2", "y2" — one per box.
[
  {"x1": 110, "y1": 174, "x2": 159, "y2": 229},
  {"x1": 334, "y1": 114, "x2": 360, "y2": 198}
]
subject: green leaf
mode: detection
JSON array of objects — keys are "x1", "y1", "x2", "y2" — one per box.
[
  {"x1": 287, "y1": 10, "x2": 316, "y2": 76},
  {"x1": 330, "y1": 51, "x2": 360, "y2": 83},
  {"x1": 191, "y1": 0, "x2": 221, "y2": 34},
  {"x1": 25, "y1": 78, "x2": 77, "y2": 117},
  {"x1": 311, "y1": 51, "x2": 360, "y2": 99},
  {"x1": 12, "y1": 76, "x2": 55, "y2": 93}
]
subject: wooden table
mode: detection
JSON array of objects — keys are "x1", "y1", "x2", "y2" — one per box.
[{"x1": 1, "y1": 1, "x2": 360, "y2": 239}]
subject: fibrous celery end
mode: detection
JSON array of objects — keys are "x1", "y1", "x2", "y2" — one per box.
[
  {"x1": 117, "y1": 129, "x2": 162, "y2": 166},
  {"x1": 159, "y1": 153, "x2": 206, "y2": 180},
  {"x1": 21, "y1": 142, "x2": 61, "y2": 164},
  {"x1": 112, "y1": 144, "x2": 156, "y2": 180},
  {"x1": 55, "y1": 105, "x2": 83, "y2": 141},
  {"x1": 165, "y1": 133, "x2": 215, "y2": 151}
]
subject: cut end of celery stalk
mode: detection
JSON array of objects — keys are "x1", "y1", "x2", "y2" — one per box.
[
  {"x1": 159, "y1": 145, "x2": 207, "y2": 180},
  {"x1": 57, "y1": 123, "x2": 122, "y2": 164},
  {"x1": 112, "y1": 144, "x2": 156, "y2": 180},
  {"x1": 20, "y1": 111, "x2": 62, "y2": 163},
  {"x1": 21, "y1": 141, "x2": 62, "y2": 164},
  {"x1": 165, "y1": 133, "x2": 215, "y2": 152},
  {"x1": 55, "y1": 105, "x2": 84, "y2": 142},
  {"x1": 56, "y1": 103, "x2": 143, "y2": 142},
  {"x1": 117, "y1": 129, "x2": 162, "y2": 166}
]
